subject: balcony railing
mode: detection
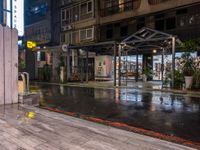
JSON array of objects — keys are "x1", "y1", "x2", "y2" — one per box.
[
  {"x1": 100, "y1": 0, "x2": 140, "y2": 17},
  {"x1": 148, "y1": 0, "x2": 170, "y2": 5}
]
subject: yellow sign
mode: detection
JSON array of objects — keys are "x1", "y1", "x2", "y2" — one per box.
[{"x1": 27, "y1": 41, "x2": 37, "y2": 49}]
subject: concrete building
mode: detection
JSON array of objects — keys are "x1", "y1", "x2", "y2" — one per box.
[
  {"x1": 26, "y1": 0, "x2": 200, "y2": 83},
  {"x1": 99, "y1": 0, "x2": 200, "y2": 42},
  {"x1": 25, "y1": 0, "x2": 60, "y2": 80},
  {"x1": 0, "y1": 0, "x2": 12, "y2": 27},
  {"x1": 60, "y1": 0, "x2": 99, "y2": 82}
]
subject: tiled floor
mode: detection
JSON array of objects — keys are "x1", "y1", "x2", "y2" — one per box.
[{"x1": 0, "y1": 104, "x2": 197, "y2": 150}]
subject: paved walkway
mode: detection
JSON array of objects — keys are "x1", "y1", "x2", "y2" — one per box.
[{"x1": 0, "y1": 104, "x2": 197, "y2": 150}]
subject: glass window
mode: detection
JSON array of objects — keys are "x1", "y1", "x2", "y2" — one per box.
[
  {"x1": 61, "y1": 10, "x2": 65, "y2": 20},
  {"x1": 87, "y1": 1, "x2": 92, "y2": 13},
  {"x1": 120, "y1": 26, "x2": 128, "y2": 37},
  {"x1": 80, "y1": 29, "x2": 87, "y2": 40},
  {"x1": 166, "y1": 17, "x2": 176, "y2": 30},
  {"x1": 81, "y1": 3, "x2": 87, "y2": 14},
  {"x1": 87, "y1": 28, "x2": 93, "y2": 39},
  {"x1": 106, "y1": 29, "x2": 113, "y2": 39},
  {"x1": 155, "y1": 20, "x2": 165, "y2": 30}
]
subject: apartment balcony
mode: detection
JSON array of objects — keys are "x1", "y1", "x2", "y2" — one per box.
[
  {"x1": 148, "y1": 0, "x2": 170, "y2": 5},
  {"x1": 100, "y1": 0, "x2": 140, "y2": 17}
]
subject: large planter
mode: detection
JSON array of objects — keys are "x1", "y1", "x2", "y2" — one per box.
[
  {"x1": 142, "y1": 74, "x2": 147, "y2": 82},
  {"x1": 185, "y1": 76, "x2": 193, "y2": 89}
]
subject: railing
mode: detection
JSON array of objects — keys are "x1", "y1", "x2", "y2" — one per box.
[
  {"x1": 148, "y1": 0, "x2": 170, "y2": 5},
  {"x1": 101, "y1": 0, "x2": 139, "y2": 17}
]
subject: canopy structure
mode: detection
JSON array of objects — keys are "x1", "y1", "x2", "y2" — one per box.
[
  {"x1": 66, "y1": 41, "x2": 119, "y2": 85},
  {"x1": 120, "y1": 27, "x2": 182, "y2": 88}
]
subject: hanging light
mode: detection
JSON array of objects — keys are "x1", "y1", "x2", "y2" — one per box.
[{"x1": 153, "y1": 49, "x2": 157, "y2": 53}]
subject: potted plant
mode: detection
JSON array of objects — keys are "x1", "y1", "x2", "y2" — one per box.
[
  {"x1": 143, "y1": 66, "x2": 152, "y2": 82},
  {"x1": 192, "y1": 69, "x2": 200, "y2": 89},
  {"x1": 181, "y1": 52, "x2": 195, "y2": 89}
]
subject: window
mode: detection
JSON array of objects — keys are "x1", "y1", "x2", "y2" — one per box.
[
  {"x1": 73, "y1": 6, "x2": 79, "y2": 22},
  {"x1": 40, "y1": 52, "x2": 46, "y2": 61},
  {"x1": 87, "y1": 1, "x2": 92, "y2": 13},
  {"x1": 61, "y1": 10, "x2": 66, "y2": 20},
  {"x1": 155, "y1": 20, "x2": 165, "y2": 30},
  {"x1": 80, "y1": 30, "x2": 87, "y2": 40},
  {"x1": 65, "y1": 32, "x2": 72, "y2": 43},
  {"x1": 66, "y1": 9, "x2": 71, "y2": 24},
  {"x1": 80, "y1": 28, "x2": 94, "y2": 41},
  {"x1": 176, "y1": 9, "x2": 188, "y2": 15},
  {"x1": 137, "y1": 17, "x2": 145, "y2": 30},
  {"x1": 120, "y1": 26, "x2": 128, "y2": 37},
  {"x1": 106, "y1": 29, "x2": 113, "y2": 39},
  {"x1": 166, "y1": 17, "x2": 176, "y2": 30},
  {"x1": 61, "y1": 34, "x2": 65, "y2": 43},
  {"x1": 81, "y1": 3, "x2": 87, "y2": 14},
  {"x1": 81, "y1": 1, "x2": 93, "y2": 14}
]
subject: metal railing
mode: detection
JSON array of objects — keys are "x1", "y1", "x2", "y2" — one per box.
[
  {"x1": 100, "y1": 0, "x2": 136, "y2": 17},
  {"x1": 18, "y1": 72, "x2": 30, "y2": 95}
]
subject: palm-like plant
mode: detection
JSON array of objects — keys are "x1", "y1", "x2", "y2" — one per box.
[{"x1": 181, "y1": 52, "x2": 195, "y2": 76}]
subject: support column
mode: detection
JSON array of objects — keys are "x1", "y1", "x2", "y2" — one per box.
[
  {"x1": 136, "y1": 49, "x2": 139, "y2": 82},
  {"x1": 161, "y1": 48, "x2": 164, "y2": 88},
  {"x1": 67, "y1": 48, "x2": 71, "y2": 81},
  {"x1": 172, "y1": 37, "x2": 176, "y2": 89},
  {"x1": 114, "y1": 43, "x2": 117, "y2": 86},
  {"x1": 80, "y1": 50, "x2": 83, "y2": 83},
  {"x1": 126, "y1": 51, "x2": 128, "y2": 86},
  {"x1": 86, "y1": 49, "x2": 89, "y2": 83},
  {"x1": 0, "y1": 25, "x2": 4, "y2": 105},
  {"x1": 118, "y1": 44, "x2": 122, "y2": 86}
]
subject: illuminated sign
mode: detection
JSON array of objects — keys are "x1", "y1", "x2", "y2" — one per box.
[
  {"x1": 27, "y1": 41, "x2": 37, "y2": 49},
  {"x1": 6, "y1": 0, "x2": 24, "y2": 36}
]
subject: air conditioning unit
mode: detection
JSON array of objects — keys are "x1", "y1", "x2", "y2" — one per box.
[{"x1": 62, "y1": 25, "x2": 72, "y2": 31}]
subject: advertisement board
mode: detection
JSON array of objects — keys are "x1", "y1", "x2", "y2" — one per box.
[{"x1": 95, "y1": 55, "x2": 112, "y2": 80}]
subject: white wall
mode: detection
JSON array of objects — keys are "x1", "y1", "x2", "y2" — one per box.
[{"x1": 0, "y1": 25, "x2": 18, "y2": 105}]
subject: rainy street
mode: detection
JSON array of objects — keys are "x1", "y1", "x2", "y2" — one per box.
[{"x1": 33, "y1": 83, "x2": 200, "y2": 145}]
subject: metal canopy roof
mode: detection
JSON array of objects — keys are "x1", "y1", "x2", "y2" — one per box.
[
  {"x1": 67, "y1": 41, "x2": 118, "y2": 55},
  {"x1": 121, "y1": 27, "x2": 182, "y2": 52}
]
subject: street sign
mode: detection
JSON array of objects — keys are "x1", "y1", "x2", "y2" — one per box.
[{"x1": 27, "y1": 41, "x2": 37, "y2": 49}]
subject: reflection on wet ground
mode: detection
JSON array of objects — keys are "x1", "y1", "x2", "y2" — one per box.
[{"x1": 33, "y1": 83, "x2": 200, "y2": 143}]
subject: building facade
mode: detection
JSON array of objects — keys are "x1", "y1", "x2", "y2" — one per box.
[
  {"x1": 25, "y1": 0, "x2": 200, "y2": 82},
  {"x1": 99, "y1": 0, "x2": 200, "y2": 42},
  {"x1": 0, "y1": 0, "x2": 12, "y2": 27},
  {"x1": 60, "y1": 0, "x2": 98, "y2": 45},
  {"x1": 25, "y1": 0, "x2": 63, "y2": 81}
]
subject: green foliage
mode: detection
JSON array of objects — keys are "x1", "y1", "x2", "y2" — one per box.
[
  {"x1": 174, "y1": 70, "x2": 184, "y2": 89},
  {"x1": 19, "y1": 57, "x2": 25, "y2": 70},
  {"x1": 181, "y1": 52, "x2": 195, "y2": 76},
  {"x1": 167, "y1": 70, "x2": 184, "y2": 89},
  {"x1": 143, "y1": 66, "x2": 152, "y2": 80},
  {"x1": 180, "y1": 38, "x2": 200, "y2": 52},
  {"x1": 192, "y1": 69, "x2": 200, "y2": 89}
]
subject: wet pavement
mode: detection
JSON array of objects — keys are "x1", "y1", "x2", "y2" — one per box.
[{"x1": 32, "y1": 83, "x2": 200, "y2": 145}]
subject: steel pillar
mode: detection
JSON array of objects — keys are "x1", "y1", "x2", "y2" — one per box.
[{"x1": 172, "y1": 37, "x2": 176, "y2": 89}]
